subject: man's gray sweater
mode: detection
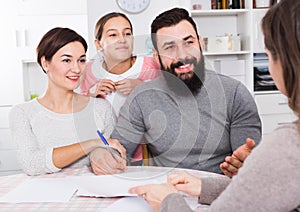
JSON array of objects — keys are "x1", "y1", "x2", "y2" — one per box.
[{"x1": 112, "y1": 70, "x2": 261, "y2": 174}]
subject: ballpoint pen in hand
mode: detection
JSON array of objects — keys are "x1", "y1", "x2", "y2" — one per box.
[{"x1": 96, "y1": 130, "x2": 121, "y2": 159}]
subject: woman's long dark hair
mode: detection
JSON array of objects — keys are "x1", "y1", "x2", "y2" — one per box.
[{"x1": 262, "y1": 0, "x2": 300, "y2": 123}]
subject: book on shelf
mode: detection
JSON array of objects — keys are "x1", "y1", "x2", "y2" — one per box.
[
  {"x1": 232, "y1": 0, "x2": 240, "y2": 9},
  {"x1": 211, "y1": 0, "x2": 217, "y2": 9},
  {"x1": 211, "y1": 0, "x2": 245, "y2": 9}
]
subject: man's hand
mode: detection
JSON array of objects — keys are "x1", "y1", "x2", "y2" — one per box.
[
  {"x1": 106, "y1": 138, "x2": 127, "y2": 159},
  {"x1": 220, "y1": 138, "x2": 256, "y2": 177}
]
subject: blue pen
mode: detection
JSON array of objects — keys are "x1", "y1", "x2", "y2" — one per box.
[
  {"x1": 96, "y1": 130, "x2": 122, "y2": 158},
  {"x1": 97, "y1": 130, "x2": 109, "y2": 146}
]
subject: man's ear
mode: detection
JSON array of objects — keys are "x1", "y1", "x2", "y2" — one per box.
[
  {"x1": 94, "y1": 39, "x2": 103, "y2": 51},
  {"x1": 153, "y1": 48, "x2": 160, "y2": 64},
  {"x1": 198, "y1": 36, "x2": 203, "y2": 51}
]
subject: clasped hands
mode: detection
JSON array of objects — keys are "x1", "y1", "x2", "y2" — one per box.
[
  {"x1": 90, "y1": 78, "x2": 142, "y2": 97},
  {"x1": 89, "y1": 138, "x2": 127, "y2": 175},
  {"x1": 129, "y1": 172, "x2": 201, "y2": 212}
]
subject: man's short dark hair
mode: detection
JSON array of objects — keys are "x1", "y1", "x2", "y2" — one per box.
[{"x1": 151, "y1": 7, "x2": 199, "y2": 51}]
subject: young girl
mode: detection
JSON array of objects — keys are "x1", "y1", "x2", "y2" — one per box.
[
  {"x1": 80, "y1": 12, "x2": 160, "y2": 116},
  {"x1": 80, "y1": 12, "x2": 161, "y2": 163}
]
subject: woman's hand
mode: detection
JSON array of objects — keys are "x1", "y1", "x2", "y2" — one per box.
[
  {"x1": 115, "y1": 79, "x2": 142, "y2": 95},
  {"x1": 167, "y1": 172, "x2": 202, "y2": 196},
  {"x1": 90, "y1": 79, "x2": 115, "y2": 98},
  {"x1": 129, "y1": 183, "x2": 178, "y2": 212}
]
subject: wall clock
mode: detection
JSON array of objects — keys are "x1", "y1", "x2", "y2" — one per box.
[{"x1": 116, "y1": 0, "x2": 150, "y2": 14}]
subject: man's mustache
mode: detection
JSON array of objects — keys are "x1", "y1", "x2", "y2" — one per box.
[{"x1": 170, "y1": 58, "x2": 197, "y2": 70}]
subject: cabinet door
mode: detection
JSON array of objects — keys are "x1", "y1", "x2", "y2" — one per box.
[
  {"x1": 252, "y1": 9, "x2": 268, "y2": 53},
  {"x1": 255, "y1": 93, "x2": 298, "y2": 135},
  {"x1": 0, "y1": 129, "x2": 16, "y2": 150},
  {"x1": 260, "y1": 113, "x2": 298, "y2": 135},
  {"x1": 255, "y1": 93, "x2": 292, "y2": 115},
  {"x1": 0, "y1": 0, "x2": 24, "y2": 105},
  {"x1": 0, "y1": 150, "x2": 21, "y2": 172},
  {"x1": 0, "y1": 106, "x2": 12, "y2": 128},
  {"x1": 16, "y1": 14, "x2": 89, "y2": 61},
  {"x1": 17, "y1": 0, "x2": 87, "y2": 15},
  {"x1": 0, "y1": 107, "x2": 17, "y2": 150}
]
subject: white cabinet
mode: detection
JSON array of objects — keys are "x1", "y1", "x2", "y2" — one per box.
[
  {"x1": 0, "y1": 1, "x2": 23, "y2": 175},
  {"x1": 0, "y1": 106, "x2": 21, "y2": 176},
  {"x1": 251, "y1": 8, "x2": 296, "y2": 137},
  {"x1": 16, "y1": 0, "x2": 88, "y2": 62},
  {"x1": 0, "y1": 0, "x2": 23, "y2": 106},
  {"x1": 255, "y1": 93, "x2": 298, "y2": 135},
  {"x1": 0, "y1": 129, "x2": 16, "y2": 150},
  {"x1": 0, "y1": 150, "x2": 22, "y2": 176},
  {"x1": 255, "y1": 93, "x2": 292, "y2": 114},
  {"x1": 252, "y1": 9, "x2": 268, "y2": 53},
  {"x1": 17, "y1": 0, "x2": 87, "y2": 16},
  {"x1": 0, "y1": 107, "x2": 11, "y2": 129},
  {"x1": 16, "y1": 15, "x2": 89, "y2": 61}
]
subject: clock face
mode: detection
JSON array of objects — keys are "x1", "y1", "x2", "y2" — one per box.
[{"x1": 116, "y1": 0, "x2": 150, "y2": 14}]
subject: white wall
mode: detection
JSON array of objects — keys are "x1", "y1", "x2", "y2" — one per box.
[{"x1": 87, "y1": 0, "x2": 191, "y2": 58}]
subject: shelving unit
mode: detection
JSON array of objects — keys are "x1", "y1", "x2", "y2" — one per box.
[
  {"x1": 191, "y1": 2, "x2": 252, "y2": 89},
  {"x1": 188, "y1": 1, "x2": 296, "y2": 136}
]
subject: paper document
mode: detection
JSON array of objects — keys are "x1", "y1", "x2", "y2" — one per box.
[
  {"x1": 69, "y1": 170, "x2": 167, "y2": 197},
  {"x1": 0, "y1": 178, "x2": 77, "y2": 203},
  {"x1": 102, "y1": 197, "x2": 154, "y2": 212}
]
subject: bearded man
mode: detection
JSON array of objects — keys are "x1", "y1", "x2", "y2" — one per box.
[{"x1": 89, "y1": 8, "x2": 261, "y2": 176}]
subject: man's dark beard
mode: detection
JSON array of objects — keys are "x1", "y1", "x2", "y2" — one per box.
[{"x1": 158, "y1": 53, "x2": 205, "y2": 95}]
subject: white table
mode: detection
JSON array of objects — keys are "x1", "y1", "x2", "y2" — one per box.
[{"x1": 0, "y1": 166, "x2": 224, "y2": 211}]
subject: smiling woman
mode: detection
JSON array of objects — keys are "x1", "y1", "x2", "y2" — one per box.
[
  {"x1": 9, "y1": 27, "x2": 126, "y2": 176},
  {"x1": 41, "y1": 41, "x2": 87, "y2": 93}
]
